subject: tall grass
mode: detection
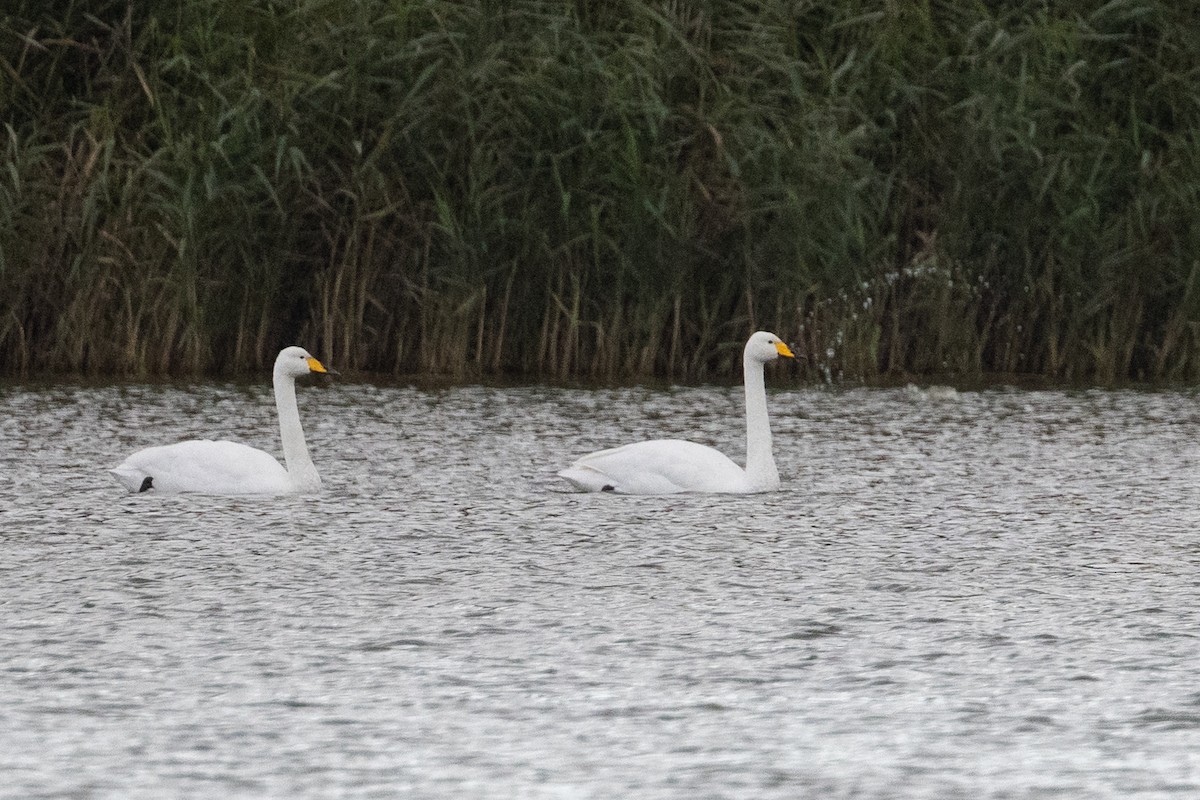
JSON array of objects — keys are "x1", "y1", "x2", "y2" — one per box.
[{"x1": 2, "y1": 0, "x2": 1200, "y2": 381}]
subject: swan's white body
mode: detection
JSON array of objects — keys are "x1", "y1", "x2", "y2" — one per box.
[
  {"x1": 110, "y1": 346, "x2": 332, "y2": 495},
  {"x1": 558, "y1": 331, "x2": 794, "y2": 495}
]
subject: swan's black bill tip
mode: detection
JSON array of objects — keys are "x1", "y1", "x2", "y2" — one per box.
[{"x1": 138, "y1": 476, "x2": 153, "y2": 493}]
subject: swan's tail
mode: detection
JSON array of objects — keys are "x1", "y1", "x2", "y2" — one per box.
[
  {"x1": 556, "y1": 466, "x2": 615, "y2": 493},
  {"x1": 109, "y1": 463, "x2": 150, "y2": 494}
]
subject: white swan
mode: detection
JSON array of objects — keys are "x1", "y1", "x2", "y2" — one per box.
[
  {"x1": 110, "y1": 346, "x2": 333, "y2": 495},
  {"x1": 558, "y1": 331, "x2": 795, "y2": 494}
]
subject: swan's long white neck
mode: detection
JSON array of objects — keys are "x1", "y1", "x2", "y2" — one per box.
[
  {"x1": 743, "y1": 349, "x2": 779, "y2": 491},
  {"x1": 274, "y1": 368, "x2": 320, "y2": 491}
]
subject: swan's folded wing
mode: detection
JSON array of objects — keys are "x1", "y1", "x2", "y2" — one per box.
[
  {"x1": 559, "y1": 439, "x2": 749, "y2": 494},
  {"x1": 112, "y1": 440, "x2": 291, "y2": 494}
]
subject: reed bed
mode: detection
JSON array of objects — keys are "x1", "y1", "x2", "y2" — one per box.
[{"x1": 3, "y1": 0, "x2": 1199, "y2": 382}]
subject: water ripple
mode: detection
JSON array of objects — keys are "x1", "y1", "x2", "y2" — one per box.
[{"x1": 2, "y1": 383, "x2": 1200, "y2": 797}]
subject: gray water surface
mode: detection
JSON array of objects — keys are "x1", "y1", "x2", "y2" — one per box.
[{"x1": 2, "y1": 381, "x2": 1200, "y2": 798}]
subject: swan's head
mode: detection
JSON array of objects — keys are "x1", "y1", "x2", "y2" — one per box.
[
  {"x1": 746, "y1": 331, "x2": 795, "y2": 363},
  {"x1": 275, "y1": 346, "x2": 334, "y2": 378}
]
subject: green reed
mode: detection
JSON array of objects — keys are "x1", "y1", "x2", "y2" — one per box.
[{"x1": 2, "y1": 0, "x2": 1199, "y2": 382}]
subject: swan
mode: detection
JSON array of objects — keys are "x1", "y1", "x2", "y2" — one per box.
[
  {"x1": 110, "y1": 346, "x2": 334, "y2": 495},
  {"x1": 558, "y1": 331, "x2": 795, "y2": 494}
]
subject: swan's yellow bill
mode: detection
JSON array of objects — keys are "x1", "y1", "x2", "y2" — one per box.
[
  {"x1": 307, "y1": 357, "x2": 330, "y2": 373},
  {"x1": 774, "y1": 341, "x2": 795, "y2": 358}
]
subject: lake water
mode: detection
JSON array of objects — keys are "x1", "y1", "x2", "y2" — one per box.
[{"x1": 2, "y1": 379, "x2": 1200, "y2": 798}]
